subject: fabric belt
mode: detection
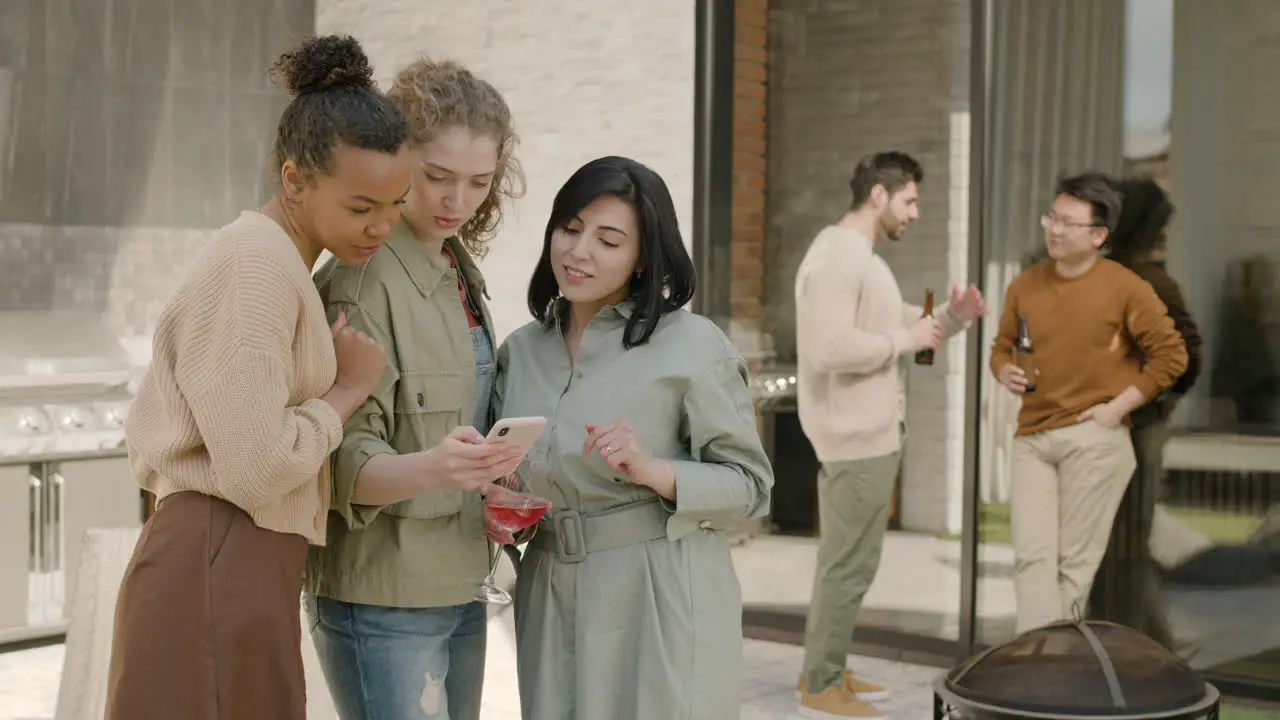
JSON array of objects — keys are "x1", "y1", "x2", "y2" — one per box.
[{"x1": 527, "y1": 498, "x2": 670, "y2": 564}]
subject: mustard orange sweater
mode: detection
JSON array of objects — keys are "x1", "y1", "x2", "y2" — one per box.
[{"x1": 990, "y1": 258, "x2": 1187, "y2": 436}]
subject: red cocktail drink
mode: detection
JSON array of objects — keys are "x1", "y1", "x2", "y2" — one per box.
[
  {"x1": 486, "y1": 504, "x2": 546, "y2": 529},
  {"x1": 482, "y1": 483, "x2": 552, "y2": 544}
]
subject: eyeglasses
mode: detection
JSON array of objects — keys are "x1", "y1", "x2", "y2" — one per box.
[{"x1": 1040, "y1": 215, "x2": 1099, "y2": 232}]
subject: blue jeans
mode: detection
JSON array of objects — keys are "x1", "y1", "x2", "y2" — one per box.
[{"x1": 306, "y1": 596, "x2": 487, "y2": 720}]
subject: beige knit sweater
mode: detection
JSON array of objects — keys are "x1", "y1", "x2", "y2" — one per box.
[
  {"x1": 125, "y1": 211, "x2": 343, "y2": 544},
  {"x1": 795, "y1": 225, "x2": 967, "y2": 463}
]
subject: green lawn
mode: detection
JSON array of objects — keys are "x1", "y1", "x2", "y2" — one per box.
[
  {"x1": 946, "y1": 503, "x2": 1263, "y2": 546},
  {"x1": 1222, "y1": 703, "x2": 1280, "y2": 719}
]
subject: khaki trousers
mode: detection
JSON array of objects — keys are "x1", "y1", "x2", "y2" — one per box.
[
  {"x1": 801, "y1": 452, "x2": 901, "y2": 693},
  {"x1": 1009, "y1": 421, "x2": 1135, "y2": 634}
]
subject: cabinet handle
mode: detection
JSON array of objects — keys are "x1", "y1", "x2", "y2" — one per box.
[
  {"x1": 47, "y1": 471, "x2": 64, "y2": 573},
  {"x1": 28, "y1": 472, "x2": 41, "y2": 572}
]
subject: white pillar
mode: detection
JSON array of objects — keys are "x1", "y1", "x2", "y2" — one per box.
[
  {"x1": 316, "y1": 0, "x2": 696, "y2": 344},
  {"x1": 54, "y1": 527, "x2": 140, "y2": 720}
]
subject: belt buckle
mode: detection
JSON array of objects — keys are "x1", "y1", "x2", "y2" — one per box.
[{"x1": 554, "y1": 509, "x2": 587, "y2": 564}]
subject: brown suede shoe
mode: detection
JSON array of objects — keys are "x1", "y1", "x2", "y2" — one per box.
[
  {"x1": 798, "y1": 685, "x2": 887, "y2": 719},
  {"x1": 795, "y1": 668, "x2": 891, "y2": 702}
]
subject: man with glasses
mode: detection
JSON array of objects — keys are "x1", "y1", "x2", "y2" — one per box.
[{"x1": 990, "y1": 172, "x2": 1187, "y2": 634}]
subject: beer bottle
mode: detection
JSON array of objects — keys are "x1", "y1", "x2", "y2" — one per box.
[
  {"x1": 1015, "y1": 315, "x2": 1037, "y2": 392},
  {"x1": 914, "y1": 288, "x2": 935, "y2": 366}
]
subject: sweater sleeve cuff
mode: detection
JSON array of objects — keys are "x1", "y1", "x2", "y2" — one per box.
[
  {"x1": 889, "y1": 329, "x2": 915, "y2": 357},
  {"x1": 941, "y1": 304, "x2": 971, "y2": 335},
  {"x1": 300, "y1": 398, "x2": 345, "y2": 449},
  {"x1": 1133, "y1": 376, "x2": 1163, "y2": 403}
]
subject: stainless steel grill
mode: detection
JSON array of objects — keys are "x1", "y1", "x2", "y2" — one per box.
[
  {"x1": 0, "y1": 312, "x2": 143, "y2": 644},
  {"x1": 751, "y1": 365, "x2": 798, "y2": 412}
]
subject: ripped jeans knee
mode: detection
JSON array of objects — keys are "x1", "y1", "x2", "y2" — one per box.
[
  {"x1": 419, "y1": 671, "x2": 448, "y2": 718},
  {"x1": 306, "y1": 595, "x2": 488, "y2": 720}
]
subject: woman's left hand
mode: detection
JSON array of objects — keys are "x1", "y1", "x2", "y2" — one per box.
[{"x1": 583, "y1": 421, "x2": 676, "y2": 499}]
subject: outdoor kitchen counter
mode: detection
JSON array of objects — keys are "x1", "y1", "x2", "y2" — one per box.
[
  {"x1": 0, "y1": 447, "x2": 128, "y2": 468},
  {"x1": 0, "y1": 451, "x2": 142, "y2": 647}
]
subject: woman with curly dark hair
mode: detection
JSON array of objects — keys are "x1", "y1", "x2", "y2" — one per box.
[
  {"x1": 1087, "y1": 176, "x2": 1202, "y2": 651},
  {"x1": 305, "y1": 58, "x2": 527, "y2": 720},
  {"x1": 106, "y1": 35, "x2": 412, "y2": 719}
]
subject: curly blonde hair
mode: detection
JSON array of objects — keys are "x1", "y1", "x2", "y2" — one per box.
[{"x1": 386, "y1": 59, "x2": 525, "y2": 258}]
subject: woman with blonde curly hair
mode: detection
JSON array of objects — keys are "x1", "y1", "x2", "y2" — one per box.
[{"x1": 305, "y1": 57, "x2": 525, "y2": 719}]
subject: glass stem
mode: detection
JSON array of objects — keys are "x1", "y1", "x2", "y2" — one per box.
[{"x1": 486, "y1": 541, "x2": 502, "y2": 583}]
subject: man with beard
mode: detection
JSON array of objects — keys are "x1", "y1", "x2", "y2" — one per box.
[
  {"x1": 794, "y1": 151, "x2": 986, "y2": 719},
  {"x1": 990, "y1": 172, "x2": 1187, "y2": 636}
]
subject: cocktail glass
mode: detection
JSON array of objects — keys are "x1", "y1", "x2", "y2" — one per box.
[{"x1": 474, "y1": 482, "x2": 552, "y2": 606}]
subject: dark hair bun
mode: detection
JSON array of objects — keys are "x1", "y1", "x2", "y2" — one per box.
[{"x1": 272, "y1": 35, "x2": 376, "y2": 96}]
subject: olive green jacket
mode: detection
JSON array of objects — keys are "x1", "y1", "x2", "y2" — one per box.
[{"x1": 305, "y1": 222, "x2": 496, "y2": 608}]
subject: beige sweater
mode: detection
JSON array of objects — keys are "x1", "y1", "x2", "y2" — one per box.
[
  {"x1": 125, "y1": 211, "x2": 343, "y2": 544},
  {"x1": 795, "y1": 225, "x2": 966, "y2": 463}
]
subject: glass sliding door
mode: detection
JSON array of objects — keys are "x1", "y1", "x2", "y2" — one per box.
[
  {"x1": 733, "y1": 0, "x2": 977, "y2": 654},
  {"x1": 971, "y1": 0, "x2": 1280, "y2": 698},
  {"x1": 973, "y1": 0, "x2": 1127, "y2": 650}
]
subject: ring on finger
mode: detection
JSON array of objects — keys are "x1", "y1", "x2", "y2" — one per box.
[{"x1": 604, "y1": 444, "x2": 615, "y2": 455}]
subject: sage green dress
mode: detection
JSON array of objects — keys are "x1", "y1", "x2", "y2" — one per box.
[{"x1": 494, "y1": 302, "x2": 774, "y2": 720}]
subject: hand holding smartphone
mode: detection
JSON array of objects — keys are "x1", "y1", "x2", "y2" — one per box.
[
  {"x1": 427, "y1": 421, "x2": 544, "y2": 495},
  {"x1": 485, "y1": 416, "x2": 547, "y2": 455}
]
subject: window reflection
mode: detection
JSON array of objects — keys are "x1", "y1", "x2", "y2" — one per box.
[
  {"x1": 730, "y1": 0, "x2": 971, "y2": 647},
  {"x1": 976, "y1": 0, "x2": 1280, "y2": 691},
  {"x1": 727, "y1": 0, "x2": 1280, "y2": 694}
]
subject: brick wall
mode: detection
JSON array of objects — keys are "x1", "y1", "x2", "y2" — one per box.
[
  {"x1": 764, "y1": 0, "x2": 972, "y2": 534},
  {"x1": 731, "y1": 0, "x2": 769, "y2": 350},
  {"x1": 315, "y1": 0, "x2": 696, "y2": 343}
]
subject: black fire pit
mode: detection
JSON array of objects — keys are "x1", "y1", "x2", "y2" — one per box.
[{"x1": 934, "y1": 620, "x2": 1220, "y2": 719}]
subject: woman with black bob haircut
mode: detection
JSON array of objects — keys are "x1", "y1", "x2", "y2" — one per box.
[
  {"x1": 494, "y1": 155, "x2": 774, "y2": 719},
  {"x1": 106, "y1": 35, "x2": 410, "y2": 719},
  {"x1": 526, "y1": 156, "x2": 695, "y2": 346}
]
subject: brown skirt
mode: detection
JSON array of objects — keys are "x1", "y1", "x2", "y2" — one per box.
[{"x1": 105, "y1": 491, "x2": 309, "y2": 720}]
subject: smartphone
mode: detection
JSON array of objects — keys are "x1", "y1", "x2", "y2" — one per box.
[{"x1": 485, "y1": 416, "x2": 548, "y2": 454}]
